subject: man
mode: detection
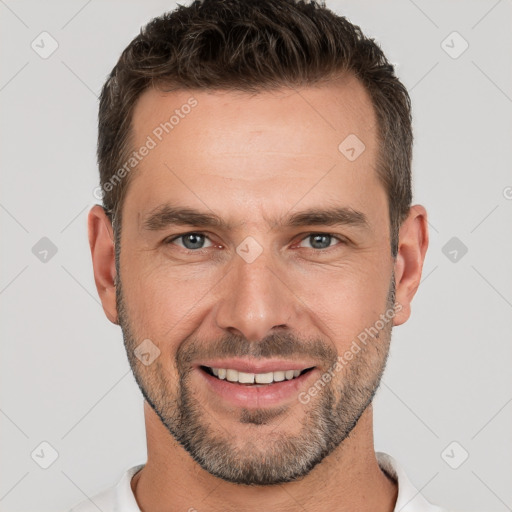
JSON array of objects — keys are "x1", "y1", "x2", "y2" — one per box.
[{"x1": 73, "y1": 0, "x2": 447, "y2": 510}]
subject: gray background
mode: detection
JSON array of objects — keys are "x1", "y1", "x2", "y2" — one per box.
[{"x1": 1, "y1": 1, "x2": 511, "y2": 511}]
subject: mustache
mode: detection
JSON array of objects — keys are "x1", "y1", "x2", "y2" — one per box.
[{"x1": 177, "y1": 330, "x2": 338, "y2": 368}]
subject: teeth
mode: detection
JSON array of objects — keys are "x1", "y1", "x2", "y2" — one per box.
[
  {"x1": 238, "y1": 371, "x2": 255, "y2": 384},
  {"x1": 273, "y1": 371, "x2": 285, "y2": 382},
  {"x1": 208, "y1": 367, "x2": 307, "y2": 384},
  {"x1": 255, "y1": 372, "x2": 273, "y2": 384},
  {"x1": 226, "y1": 369, "x2": 239, "y2": 382}
]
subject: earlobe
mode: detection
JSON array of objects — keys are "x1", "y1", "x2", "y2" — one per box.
[
  {"x1": 392, "y1": 205, "x2": 429, "y2": 327},
  {"x1": 88, "y1": 205, "x2": 119, "y2": 325}
]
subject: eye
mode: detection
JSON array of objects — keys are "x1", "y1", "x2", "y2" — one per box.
[
  {"x1": 165, "y1": 232, "x2": 214, "y2": 251},
  {"x1": 296, "y1": 233, "x2": 345, "y2": 250},
  {"x1": 164, "y1": 232, "x2": 345, "y2": 253}
]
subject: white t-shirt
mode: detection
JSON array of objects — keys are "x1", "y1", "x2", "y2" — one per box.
[{"x1": 67, "y1": 452, "x2": 448, "y2": 511}]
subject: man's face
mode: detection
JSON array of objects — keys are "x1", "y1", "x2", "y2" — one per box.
[{"x1": 115, "y1": 75, "x2": 397, "y2": 485}]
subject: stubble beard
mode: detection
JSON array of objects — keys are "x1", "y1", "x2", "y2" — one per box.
[{"x1": 116, "y1": 260, "x2": 395, "y2": 486}]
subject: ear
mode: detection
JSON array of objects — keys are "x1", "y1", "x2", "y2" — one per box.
[
  {"x1": 88, "y1": 205, "x2": 118, "y2": 324},
  {"x1": 393, "y1": 205, "x2": 429, "y2": 326}
]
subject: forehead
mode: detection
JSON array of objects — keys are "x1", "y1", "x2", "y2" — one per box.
[
  {"x1": 123, "y1": 75, "x2": 383, "y2": 230},
  {"x1": 131, "y1": 74, "x2": 377, "y2": 160}
]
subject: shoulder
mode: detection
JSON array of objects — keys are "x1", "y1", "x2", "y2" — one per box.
[
  {"x1": 376, "y1": 452, "x2": 450, "y2": 512},
  {"x1": 65, "y1": 464, "x2": 145, "y2": 512}
]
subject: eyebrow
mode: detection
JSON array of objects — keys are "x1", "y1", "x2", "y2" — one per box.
[{"x1": 141, "y1": 204, "x2": 370, "y2": 232}]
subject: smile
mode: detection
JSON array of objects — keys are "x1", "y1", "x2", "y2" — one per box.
[
  {"x1": 201, "y1": 365, "x2": 315, "y2": 386},
  {"x1": 196, "y1": 362, "x2": 320, "y2": 408}
]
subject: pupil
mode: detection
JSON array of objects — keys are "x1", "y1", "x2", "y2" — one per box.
[
  {"x1": 182, "y1": 234, "x2": 331, "y2": 250},
  {"x1": 311, "y1": 234, "x2": 330, "y2": 249},
  {"x1": 184, "y1": 233, "x2": 204, "y2": 250}
]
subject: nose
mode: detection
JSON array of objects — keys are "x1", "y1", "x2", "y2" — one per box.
[{"x1": 214, "y1": 249, "x2": 297, "y2": 343}]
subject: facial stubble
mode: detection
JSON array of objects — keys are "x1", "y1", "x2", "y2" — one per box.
[{"x1": 115, "y1": 242, "x2": 396, "y2": 486}]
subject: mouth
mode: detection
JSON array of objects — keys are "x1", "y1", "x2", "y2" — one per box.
[
  {"x1": 200, "y1": 365, "x2": 315, "y2": 386},
  {"x1": 195, "y1": 361, "x2": 319, "y2": 409}
]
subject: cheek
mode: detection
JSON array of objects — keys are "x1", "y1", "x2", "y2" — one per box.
[
  {"x1": 292, "y1": 259, "x2": 391, "y2": 347},
  {"x1": 123, "y1": 261, "x2": 218, "y2": 347},
  {"x1": 122, "y1": 238, "x2": 391, "y2": 353}
]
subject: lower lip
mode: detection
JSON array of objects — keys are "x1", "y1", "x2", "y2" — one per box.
[{"x1": 197, "y1": 367, "x2": 318, "y2": 409}]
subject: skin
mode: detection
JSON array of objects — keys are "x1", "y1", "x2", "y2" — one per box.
[{"x1": 88, "y1": 73, "x2": 428, "y2": 512}]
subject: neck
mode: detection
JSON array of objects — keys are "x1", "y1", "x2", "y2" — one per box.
[{"x1": 131, "y1": 402, "x2": 397, "y2": 512}]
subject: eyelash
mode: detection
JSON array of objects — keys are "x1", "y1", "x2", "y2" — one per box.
[{"x1": 163, "y1": 232, "x2": 347, "y2": 253}]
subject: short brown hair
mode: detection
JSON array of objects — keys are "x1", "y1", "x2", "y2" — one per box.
[{"x1": 97, "y1": 0, "x2": 412, "y2": 258}]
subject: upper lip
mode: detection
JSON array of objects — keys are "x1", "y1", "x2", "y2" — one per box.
[{"x1": 197, "y1": 358, "x2": 316, "y2": 374}]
